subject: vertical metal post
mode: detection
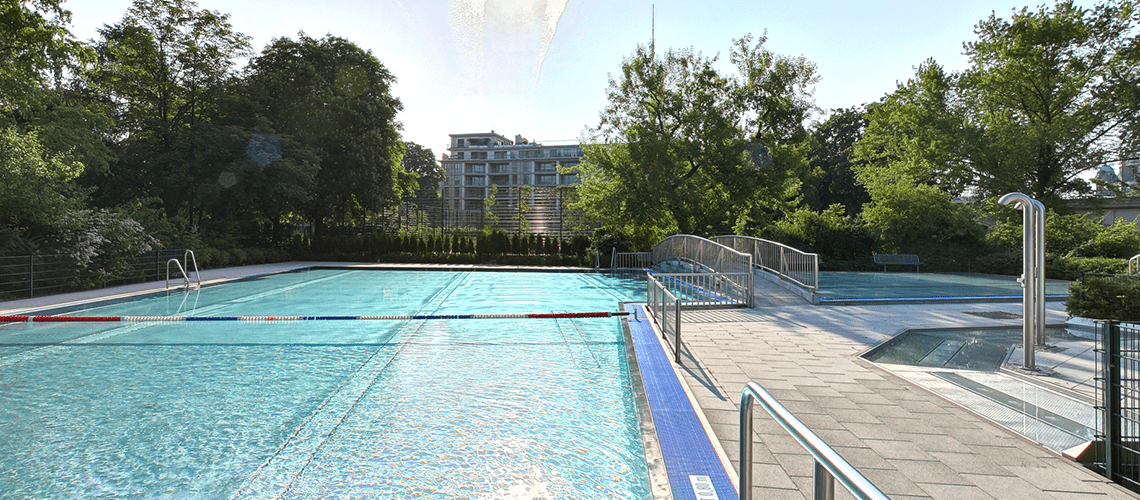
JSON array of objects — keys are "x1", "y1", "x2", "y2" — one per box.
[
  {"x1": 1033, "y1": 199, "x2": 1046, "y2": 346},
  {"x1": 674, "y1": 298, "x2": 681, "y2": 365},
  {"x1": 739, "y1": 388, "x2": 755, "y2": 500},
  {"x1": 814, "y1": 460, "x2": 835, "y2": 500},
  {"x1": 1107, "y1": 320, "x2": 1122, "y2": 481},
  {"x1": 999, "y1": 192, "x2": 1041, "y2": 370},
  {"x1": 29, "y1": 255, "x2": 34, "y2": 298}
]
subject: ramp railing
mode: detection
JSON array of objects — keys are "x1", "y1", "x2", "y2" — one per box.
[
  {"x1": 651, "y1": 235, "x2": 753, "y2": 307},
  {"x1": 646, "y1": 273, "x2": 683, "y2": 364},
  {"x1": 741, "y1": 382, "x2": 889, "y2": 500},
  {"x1": 712, "y1": 235, "x2": 818, "y2": 292}
]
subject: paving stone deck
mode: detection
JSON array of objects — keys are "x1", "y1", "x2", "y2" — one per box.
[{"x1": 673, "y1": 278, "x2": 1135, "y2": 499}]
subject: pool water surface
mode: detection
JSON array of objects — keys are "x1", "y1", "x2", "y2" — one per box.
[{"x1": 0, "y1": 270, "x2": 652, "y2": 499}]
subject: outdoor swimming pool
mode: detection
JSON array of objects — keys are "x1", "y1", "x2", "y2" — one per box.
[{"x1": 0, "y1": 270, "x2": 653, "y2": 498}]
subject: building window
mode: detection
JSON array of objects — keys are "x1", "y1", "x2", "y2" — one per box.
[
  {"x1": 536, "y1": 174, "x2": 556, "y2": 185},
  {"x1": 490, "y1": 163, "x2": 509, "y2": 174},
  {"x1": 535, "y1": 162, "x2": 557, "y2": 173},
  {"x1": 466, "y1": 176, "x2": 485, "y2": 186},
  {"x1": 561, "y1": 173, "x2": 579, "y2": 184},
  {"x1": 453, "y1": 152, "x2": 465, "y2": 159},
  {"x1": 494, "y1": 151, "x2": 506, "y2": 159},
  {"x1": 465, "y1": 163, "x2": 486, "y2": 174},
  {"x1": 456, "y1": 139, "x2": 464, "y2": 147},
  {"x1": 472, "y1": 151, "x2": 487, "y2": 159}
]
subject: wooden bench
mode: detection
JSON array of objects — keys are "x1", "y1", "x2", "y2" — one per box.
[{"x1": 873, "y1": 254, "x2": 921, "y2": 272}]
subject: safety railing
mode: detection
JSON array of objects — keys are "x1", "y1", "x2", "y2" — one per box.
[
  {"x1": 712, "y1": 235, "x2": 818, "y2": 292},
  {"x1": 1129, "y1": 254, "x2": 1140, "y2": 276},
  {"x1": 647, "y1": 273, "x2": 682, "y2": 364},
  {"x1": 1095, "y1": 319, "x2": 1140, "y2": 490},
  {"x1": 651, "y1": 235, "x2": 753, "y2": 307},
  {"x1": 611, "y1": 248, "x2": 652, "y2": 269},
  {"x1": 650, "y1": 272, "x2": 750, "y2": 308},
  {"x1": 0, "y1": 249, "x2": 189, "y2": 300},
  {"x1": 740, "y1": 382, "x2": 889, "y2": 500},
  {"x1": 165, "y1": 250, "x2": 202, "y2": 290}
]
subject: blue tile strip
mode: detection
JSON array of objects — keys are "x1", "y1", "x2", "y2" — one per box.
[{"x1": 625, "y1": 303, "x2": 737, "y2": 500}]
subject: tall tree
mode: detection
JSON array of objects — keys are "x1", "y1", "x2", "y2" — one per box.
[
  {"x1": 802, "y1": 107, "x2": 870, "y2": 215},
  {"x1": 402, "y1": 141, "x2": 442, "y2": 198},
  {"x1": 855, "y1": 1, "x2": 1139, "y2": 206},
  {"x1": 572, "y1": 35, "x2": 816, "y2": 247},
  {"x1": 961, "y1": 0, "x2": 1137, "y2": 202},
  {"x1": 0, "y1": 0, "x2": 89, "y2": 111},
  {"x1": 89, "y1": 0, "x2": 251, "y2": 221},
  {"x1": 244, "y1": 33, "x2": 406, "y2": 235}
]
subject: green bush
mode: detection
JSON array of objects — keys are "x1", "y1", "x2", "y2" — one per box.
[
  {"x1": 760, "y1": 205, "x2": 875, "y2": 270},
  {"x1": 1047, "y1": 255, "x2": 1129, "y2": 280},
  {"x1": 1074, "y1": 218, "x2": 1140, "y2": 258},
  {"x1": 1067, "y1": 274, "x2": 1140, "y2": 321}
]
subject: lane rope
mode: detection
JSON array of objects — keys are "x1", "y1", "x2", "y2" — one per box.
[{"x1": 0, "y1": 311, "x2": 631, "y2": 323}]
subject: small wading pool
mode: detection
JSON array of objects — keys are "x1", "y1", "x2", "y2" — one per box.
[
  {"x1": 0, "y1": 270, "x2": 654, "y2": 499},
  {"x1": 864, "y1": 326, "x2": 1076, "y2": 370},
  {"x1": 817, "y1": 272, "x2": 1070, "y2": 303}
]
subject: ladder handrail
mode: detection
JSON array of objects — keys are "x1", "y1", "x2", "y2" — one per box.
[
  {"x1": 740, "y1": 381, "x2": 888, "y2": 500},
  {"x1": 166, "y1": 258, "x2": 190, "y2": 290},
  {"x1": 183, "y1": 250, "x2": 202, "y2": 286},
  {"x1": 1129, "y1": 254, "x2": 1140, "y2": 276}
]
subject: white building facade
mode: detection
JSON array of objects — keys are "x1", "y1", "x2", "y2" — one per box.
[{"x1": 440, "y1": 132, "x2": 584, "y2": 233}]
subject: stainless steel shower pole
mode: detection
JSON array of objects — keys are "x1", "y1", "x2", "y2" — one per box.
[{"x1": 999, "y1": 192, "x2": 1044, "y2": 371}]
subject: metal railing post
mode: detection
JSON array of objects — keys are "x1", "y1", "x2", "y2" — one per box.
[
  {"x1": 29, "y1": 255, "x2": 34, "y2": 298},
  {"x1": 814, "y1": 461, "x2": 835, "y2": 500},
  {"x1": 1106, "y1": 320, "x2": 1122, "y2": 481},
  {"x1": 674, "y1": 298, "x2": 681, "y2": 364}
]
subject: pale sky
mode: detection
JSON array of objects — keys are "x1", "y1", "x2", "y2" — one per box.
[{"x1": 63, "y1": 0, "x2": 1102, "y2": 156}]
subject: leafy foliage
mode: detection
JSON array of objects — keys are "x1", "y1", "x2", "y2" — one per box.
[
  {"x1": 573, "y1": 35, "x2": 816, "y2": 247},
  {"x1": 1068, "y1": 274, "x2": 1140, "y2": 321}
]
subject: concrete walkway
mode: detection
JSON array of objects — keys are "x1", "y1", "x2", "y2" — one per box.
[{"x1": 675, "y1": 279, "x2": 1133, "y2": 499}]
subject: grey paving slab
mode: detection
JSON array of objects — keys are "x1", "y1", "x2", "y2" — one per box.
[{"x1": 675, "y1": 298, "x2": 1137, "y2": 499}]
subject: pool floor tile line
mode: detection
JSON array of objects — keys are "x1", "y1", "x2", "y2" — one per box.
[
  {"x1": 625, "y1": 304, "x2": 738, "y2": 500},
  {"x1": 232, "y1": 339, "x2": 406, "y2": 499}
]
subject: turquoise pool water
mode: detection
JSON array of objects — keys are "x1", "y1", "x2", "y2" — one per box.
[
  {"x1": 817, "y1": 272, "x2": 1070, "y2": 302},
  {"x1": 0, "y1": 270, "x2": 651, "y2": 499}
]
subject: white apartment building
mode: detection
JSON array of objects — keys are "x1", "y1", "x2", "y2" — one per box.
[{"x1": 440, "y1": 132, "x2": 584, "y2": 232}]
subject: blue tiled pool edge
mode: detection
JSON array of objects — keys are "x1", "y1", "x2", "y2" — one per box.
[{"x1": 624, "y1": 303, "x2": 738, "y2": 500}]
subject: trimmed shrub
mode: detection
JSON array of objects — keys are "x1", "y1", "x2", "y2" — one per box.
[{"x1": 1067, "y1": 274, "x2": 1140, "y2": 321}]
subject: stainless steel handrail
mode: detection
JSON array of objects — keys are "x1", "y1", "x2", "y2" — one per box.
[
  {"x1": 166, "y1": 258, "x2": 190, "y2": 290},
  {"x1": 712, "y1": 235, "x2": 819, "y2": 291},
  {"x1": 1130, "y1": 254, "x2": 1140, "y2": 276},
  {"x1": 183, "y1": 250, "x2": 202, "y2": 286},
  {"x1": 740, "y1": 382, "x2": 889, "y2": 500}
]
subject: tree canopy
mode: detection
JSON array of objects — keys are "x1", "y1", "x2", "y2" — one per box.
[{"x1": 572, "y1": 35, "x2": 817, "y2": 248}]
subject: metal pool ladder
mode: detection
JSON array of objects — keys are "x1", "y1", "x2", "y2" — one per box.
[
  {"x1": 740, "y1": 381, "x2": 889, "y2": 500},
  {"x1": 165, "y1": 250, "x2": 202, "y2": 290}
]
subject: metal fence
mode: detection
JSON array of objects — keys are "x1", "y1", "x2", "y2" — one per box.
[
  {"x1": 611, "y1": 250, "x2": 652, "y2": 269},
  {"x1": 0, "y1": 249, "x2": 188, "y2": 300},
  {"x1": 650, "y1": 272, "x2": 750, "y2": 308},
  {"x1": 712, "y1": 235, "x2": 819, "y2": 292},
  {"x1": 651, "y1": 234, "x2": 753, "y2": 307},
  {"x1": 1096, "y1": 320, "x2": 1140, "y2": 491},
  {"x1": 647, "y1": 273, "x2": 682, "y2": 364}
]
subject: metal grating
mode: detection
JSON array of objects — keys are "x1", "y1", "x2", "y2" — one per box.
[{"x1": 1096, "y1": 320, "x2": 1140, "y2": 492}]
